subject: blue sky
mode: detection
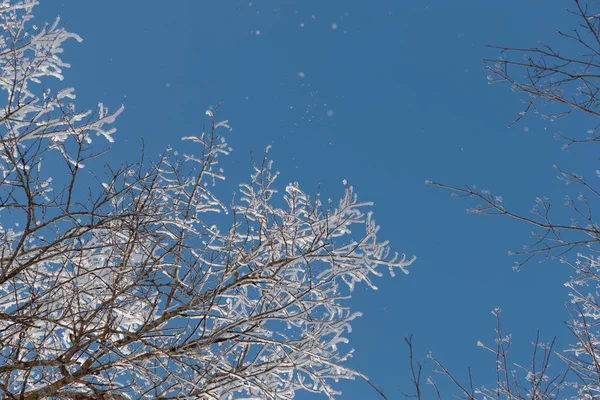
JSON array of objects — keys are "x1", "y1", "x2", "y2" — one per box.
[{"x1": 35, "y1": 0, "x2": 585, "y2": 397}]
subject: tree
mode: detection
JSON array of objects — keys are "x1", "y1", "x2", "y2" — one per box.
[
  {"x1": 420, "y1": 0, "x2": 600, "y2": 398},
  {"x1": 0, "y1": 1, "x2": 415, "y2": 399}
]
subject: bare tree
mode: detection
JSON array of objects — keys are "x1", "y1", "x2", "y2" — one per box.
[
  {"x1": 483, "y1": 0, "x2": 600, "y2": 147},
  {"x1": 0, "y1": 1, "x2": 415, "y2": 399},
  {"x1": 422, "y1": 0, "x2": 600, "y2": 398},
  {"x1": 418, "y1": 309, "x2": 568, "y2": 400}
]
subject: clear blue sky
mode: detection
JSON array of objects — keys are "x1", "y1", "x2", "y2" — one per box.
[{"x1": 35, "y1": 0, "x2": 585, "y2": 397}]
